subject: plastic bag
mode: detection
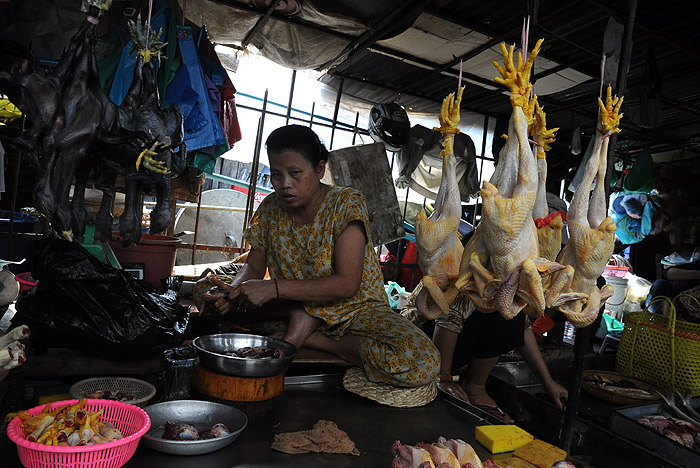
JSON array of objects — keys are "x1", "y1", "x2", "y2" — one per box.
[
  {"x1": 569, "y1": 126, "x2": 582, "y2": 155},
  {"x1": 384, "y1": 281, "x2": 406, "y2": 309},
  {"x1": 13, "y1": 239, "x2": 189, "y2": 358}
]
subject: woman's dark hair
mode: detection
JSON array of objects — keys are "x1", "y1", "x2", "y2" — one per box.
[{"x1": 265, "y1": 125, "x2": 329, "y2": 165}]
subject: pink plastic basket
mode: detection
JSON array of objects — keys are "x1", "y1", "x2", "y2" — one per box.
[{"x1": 6, "y1": 399, "x2": 151, "y2": 468}]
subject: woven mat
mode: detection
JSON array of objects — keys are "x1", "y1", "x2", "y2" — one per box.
[{"x1": 342, "y1": 367, "x2": 437, "y2": 408}]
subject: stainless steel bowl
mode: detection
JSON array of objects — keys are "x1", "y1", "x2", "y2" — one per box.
[
  {"x1": 141, "y1": 400, "x2": 247, "y2": 456},
  {"x1": 193, "y1": 333, "x2": 297, "y2": 377}
]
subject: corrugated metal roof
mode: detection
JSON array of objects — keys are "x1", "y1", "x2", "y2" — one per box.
[{"x1": 211, "y1": 0, "x2": 700, "y2": 161}]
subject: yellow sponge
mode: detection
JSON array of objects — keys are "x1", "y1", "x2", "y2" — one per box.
[
  {"x1": 493, "y1": 457, "x2": 538, "y2": 468},
  {"x1": 513, "y1": 439, "x2": 567, "y2": 468},
  {"x1": 475, "y1": 425, "x2": 534, "y2": 454}
]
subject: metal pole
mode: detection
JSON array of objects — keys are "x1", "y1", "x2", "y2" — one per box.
[
  {"x1": 191, "y1": 183, "x2": 204, "y2": 264},
  {"x1": 560, "y1": 324, "x2": 593, "y2": 452},
  {"x1": 309, "y1": 102, "x2": 315, "y2": 128},
  {"x1": 329, "y1": 77, "x2": 345, "y2": 150},
  {"x1": 604, "y1": 0, "x2": 637, "y2": 200},
  {"x1": 285, "y1": 70, "x2": 296, "y2": 125},
  {"x1": 243, "y1": 90, "x2": 268, "y2": 250}
]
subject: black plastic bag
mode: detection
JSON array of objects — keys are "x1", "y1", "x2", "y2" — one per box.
[{"x1": 13, "y1": 238, "x2": 188, "y2": 358}]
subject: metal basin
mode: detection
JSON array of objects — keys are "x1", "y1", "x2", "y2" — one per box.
[
  {"x1": 141, "y1": 400, "x2": 247, "y2": 455},
  {"x1": 193, "y1": 333, "x2": 297, "y2": 377}
]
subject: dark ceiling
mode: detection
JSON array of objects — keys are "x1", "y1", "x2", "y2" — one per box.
[{"x1": 217, "y1": 0, "x2": 700, "y2": 174}]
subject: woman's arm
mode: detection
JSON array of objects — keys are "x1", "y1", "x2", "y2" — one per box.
[{"x1": 519, "y1": 327, "x2": 568, "y2": 408}]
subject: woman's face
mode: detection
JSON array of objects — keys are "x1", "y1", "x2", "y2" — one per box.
[{"x1": 268, "y1": 150, "x2": 325, "y2": 209}]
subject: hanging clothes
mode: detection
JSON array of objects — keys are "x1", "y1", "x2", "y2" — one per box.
[
  {"x1": 196, "y1": 25, "x2": 242, "y2": 146},
  {"x1": 395, "y1": 124, "x2": 479, "y2": 202},
  {"x1": 165, "y1": 25, "x2": 227, "y2": 154}
]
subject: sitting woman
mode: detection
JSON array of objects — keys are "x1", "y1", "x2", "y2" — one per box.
[
  {"x1": 646, "y1": 252, "x2": 700, "y2": 321},
  {"x1": 204, "y1": 124, "x2": 440, "y2": 388}
]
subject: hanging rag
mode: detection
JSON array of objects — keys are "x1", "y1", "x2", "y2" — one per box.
[
  {"x1": 395, "y1": 124, "x2": 479, "y2": 202},
  {"x1": 620, "y1": 193, "x2": 648, "y2": 219},
  {"x1": 623, "y1": 148, "x2": 657, "y2": 194},
  {"x1": 568, "y1": 134, "x2": 595, "y2": 193},
  {"x1": 613, "y1": 214, "x2": 645, "y2": 245},
  {"x1": 569, "y1": 126, "x2": 582, "y2": 155},
  {"x1": 641, "y1": 199, "x2": 663, "y2": 236}
]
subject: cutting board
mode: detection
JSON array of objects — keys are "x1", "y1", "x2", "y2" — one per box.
[{"x1": 327, "y1": 142, "x2": 405, "y2": 246}]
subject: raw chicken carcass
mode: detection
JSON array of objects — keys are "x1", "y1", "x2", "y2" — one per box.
[
  {"x1": 413, "y1": 87, "x2": 465, "y2": 319},
  {"x1": 392, "y1": 440, "x2": 436, "y2": 468},
  {"x1": 456, "y1": 39, "x2": 562, "y2": 320},
  {"x1": 546, "y1": 86, "x2": 622, "y2": 327},
  {"x1": 418, "y1": 440, "x2": 460, "y2": 468},
  {"x1": 440, "y1": 437, "x2": 483, "y2": 468}
]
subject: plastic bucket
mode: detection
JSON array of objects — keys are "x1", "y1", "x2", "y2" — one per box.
[
  {"x1": 15, "y1": 272, "x2": 37, "y2": 292},
  {"x1": 108, "y1": 234, "x2": 181, "y2": 292},
  {"x1": 604, "y1": 276, "x2": 628, "y2": 313}
]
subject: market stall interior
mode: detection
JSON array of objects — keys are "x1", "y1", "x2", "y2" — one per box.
[{"x1": 1, "y1": 0, "x2": 700, "y2": 467}]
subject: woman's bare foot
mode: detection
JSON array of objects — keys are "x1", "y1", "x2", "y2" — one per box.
[{"x1": 463, "y1": 382, "x2": 514, "y2": 423}]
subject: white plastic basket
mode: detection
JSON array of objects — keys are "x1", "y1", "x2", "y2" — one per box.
[{"x1": 70, "y1": 377, "x2": 156, "y2": 407}]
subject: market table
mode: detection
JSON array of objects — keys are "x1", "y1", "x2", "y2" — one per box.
[{"x1": 1, "y1": 373, "x2": 501, "y2": 468}]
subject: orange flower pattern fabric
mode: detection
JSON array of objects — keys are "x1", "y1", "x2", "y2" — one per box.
[{"x1": 247, "y1": 186, "x2": 440, "y2": 387}]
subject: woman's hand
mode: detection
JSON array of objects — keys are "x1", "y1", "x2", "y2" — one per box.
[
  {"x1": 235, "y1": 279, "x2": 279, "y2": 309},
  {"x1": 201, "y1": 277, "x2": 240, "y2": 315},
  {"x1": 543, "y1": 379, "x2": 568, "y2": 409}
]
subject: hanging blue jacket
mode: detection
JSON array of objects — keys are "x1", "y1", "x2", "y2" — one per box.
[{"x1": 165, "y1": 25, "x2": 226, "y2": 153}]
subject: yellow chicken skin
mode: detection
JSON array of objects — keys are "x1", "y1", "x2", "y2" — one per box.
[
  {"x1": 456, "y1": 39, "x2": 563, "y2": 320},
  {"x1": 414, "y1": 87, "x2": 465, "y2": 319},
  {"x1": 547, "y1": 86, "x2": 622, "y2": 327}
]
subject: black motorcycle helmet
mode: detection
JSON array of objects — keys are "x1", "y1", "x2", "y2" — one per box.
[{"x1": 368, "y1": 102, "x2": 410, "y2": 152}]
